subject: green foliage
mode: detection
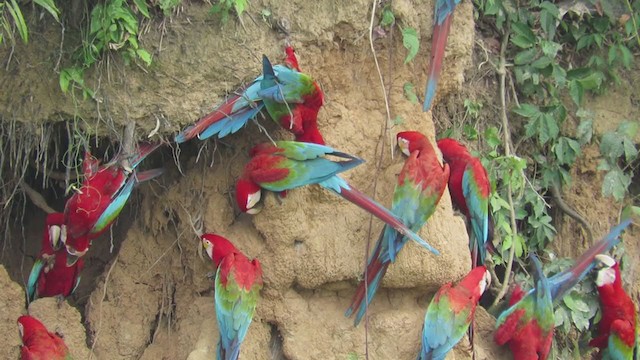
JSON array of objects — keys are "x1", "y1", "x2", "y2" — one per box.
[
  {"x1": 473, "y1": 0, "x2": 639, "y2": 355},
  {"x1": 401, "y1": 27, "x2": 419, "y2": 64},
  {"x1": 463, "y1": 98, "x2": 483, "y2": 120},
  {"x1": 380, "y1": 4, "x2": 395, "y2": 28},
  {"x1": 0, "y1": 0, "x2": 60, "y2": 46},
  {"x1": 598, "y1": 121, "x2": 638, "y2": 201},
  {"x1": 210, "y1": 0, "x2": 249, "y2": 24},
  {"x1": 403, "y1": 82, "x2": 419, "y2": 104}
]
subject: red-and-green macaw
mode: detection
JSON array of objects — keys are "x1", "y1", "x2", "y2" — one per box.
[
  {"x1": 437, "y1": 138, "x2": 492, "y2": 267},
  {"x1": 423, "y1": 0, "x2": 461, "y2": 112},
  {"x1": 63, "y1": 142, "x2": 163, "y2": 262},
  {"x1": 494, "y1": 220, "x2": 632, "y2": 360},
  {"x1": 18, "y1": 315, "x2": 72, "y2": 360},
  {"x1": 589, "y1": 254, "x2": 639, "y2": 360},
  {"x1": 175, "y1": 48, "x2": 324, "y2": 144},
  {"x1": 345, "y1": 131, "x2": 449, "y2": 325},
  {"x1": 418, "y1": 266, "x2": 491, "y2": 359},
  {"x1": 201, "y1": 233, "x2": 263, "y2": 360},
  {"x1": 235, "y1": 140, "x2": 439, "y2": 256},
  {"x1": 27, "y1": 213, "x2": 83, "y2": 302}
]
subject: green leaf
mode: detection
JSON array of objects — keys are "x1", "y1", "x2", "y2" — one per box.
[
  {"x1": 234, "y1": 0, "x2": 248, "y2": 16},
  {"x1": 485, "y1": 127, "x2": 502, "y2": 149},
  {"x1": 513, "y1": 103, "x2": 541, "y2": 119},
  {"x1": 380, "y1": 5, "x2": 395, "y2": 27},
  {"x1": 539, "y1": 2, "x2": 559, "y2": 39},
  {"x1": 393, "y1": 115, "x2": 404, "y2": 125},
  {"x1": 402, "y1": 27, "x2": 419, "y2": 64},
  {"x1": 511, "y1": 21, "x2": 536, "y2": 45},
  {"x1": 511, "y1": 34, "x2": 534, "y2": 49},
  {"x1": 132, "y1": 0, "x2": 150, "y2": 18},
  {"x1": 602, "y1": 168, "x2": 631, "y2": 201},
  {"x1": 531, "y1": 56, "x2": 552, "y2": 69},
  {"x1": 618, "y1": 121, "x2": 638, "y2": 139},
  {"x1": 514, "y1": 49, "x2": 537, "y2": 65},
  {"x1": 8, "y1": 0, "x2": 28, "y2": 43},
  {"x1": 576, "y1": 119, "x2": 592, "y2": 145},
  {"x1": 554, "y1": 137, "x2": 580, "y2": 165},
  {"x1": 136, "y1": 49, "x2": 152, "y2": 66},
  {"x1": 600, "y1": 132, "x2": 624, "y2": 161},
  {"x1": 568, "y1": 80, "x2": 583, "y2": 106},
  {"x1": 34, "y1": 0, "x2": 61, "y2": 22},
  {"x1": 403, "y1": 82, "x2": 419, "y2": 104},
  {"x1": 463, "y1": 124, "x2": 478, "y2": 140}
]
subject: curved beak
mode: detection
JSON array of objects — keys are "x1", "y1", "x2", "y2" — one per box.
[{"x1": 595, "y1": 254, "x2": 615, "y2": 268}]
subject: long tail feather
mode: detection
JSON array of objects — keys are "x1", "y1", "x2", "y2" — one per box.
[
  {"x1": 26, "y1": 258, "x2": 44, "y2": 302},
  {"x1": 129, "y1": 141, "x2": 163, "y2": 168},
  {"x1": 134, "y1": 168, "x2": 165, "y2": 183},
  {"x1": 423, "y1": 15, "x2": 454, "y2": 112},
  {"x1": 345, "y1": 237, "x2": 390, "y2": 326},
  {"x1": 327, "y1": 181, "x2": 440, "y2": 256},
  {"x1": 548, "y1": 219, "x2": 631, "y2": 301}
]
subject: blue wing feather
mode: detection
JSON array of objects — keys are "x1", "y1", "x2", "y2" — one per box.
[{"x1": 462, "y1": 166, "x2": 489, "y2": 264}]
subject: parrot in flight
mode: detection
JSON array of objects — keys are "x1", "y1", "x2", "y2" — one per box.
[
  {"x1": 417, "y1": 266, "x2": 491, "y2": 360},
  {"x1": 345, "y1": 131, "x2": 449, "y2": 326},
  {"x1": 174, "y1": 48, "x2": 325, "y2": 144},
  {"x1": 589, "y1": 254, "x2": 638, "y2": 360},
  {"x1": 63, "y1": 142, "x2": 163, "y2": 263},
  {"x1": 17, "y1": 315, "x2": 72, "y2": 360},
  {"x1": 437, "y1": 138, "x2": 493, "y2": 267},
  {"x1": 235, "y1": 140, "x2": 439, "y2": 256},
  {"x1": 27, "y1": 213, "x2": 83, "y2": 302},
  {"x1": 423, "y1": 0, "x2": 461, "y2": 111},
  {"x1": 494, "y1": 219, "x2": 632, "y2": 360},
  {"x1": 201, "y1": 233, "x2": 263, "y2": 360}
]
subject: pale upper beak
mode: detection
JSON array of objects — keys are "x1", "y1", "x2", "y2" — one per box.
[
  {"x1": 397, "y1": 138, "x2": 410, "y2": 156},
  {"x1": 595, "y1": 254, "x2": 616, "y2": 268},
  {"x1": 49, "y1": 225, "x2": 61, "y2": 250},
  {"x1": 245, "y1": 191, "x2": 263, "y2": 214},
  {"x1": 66, "y1": 245, "x2": 88, "y2": 266}
]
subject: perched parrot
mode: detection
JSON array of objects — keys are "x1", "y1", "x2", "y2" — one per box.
[
  {"x1": 494, "y1": 220, "x2": 632, "y2": 360},
  {"x1": 63, "y1": 142, "x2": 163, "y2": 262},
  {"x1": 27, "y1": 213, "x2": 83, "y2": 302},
  {"x1": 417, "y1": 266, "x2": 491, "y2": 360},
  {"x1": 589, "y1": 254, "x2": 639, "y2": 360},
  {"x1": 437, "y1": 138, "x2": 492, "y2": 267},
  {"x1": 17, "y1": 315, "x2": 72, "y2": 360},
  {"x1": 174, "y1": 49, "x2": 325, "y2": 144},
  {"x1": 345, "y1": 131, "x2": 449, "y2": 325},
  {"x1": 201, "y1": 233, "x2": 263, "y2": 360},
  {"x1": 423, "y1": 0, "x2": 461, "y2": 112},
  {"x1": 235, "y1": 140, "x2": 439, "y2": 256}
]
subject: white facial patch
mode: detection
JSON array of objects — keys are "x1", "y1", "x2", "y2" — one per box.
[
  {"x1": 60, "y1": 225, "x2": 67, "y2": 245},
  {"x1": 595, "y1": 254, "x2": 616, "y2": 268},
  {"x1": 480, "y1": 270, "x2": 491, "y2": 294},
  {"x1": 398, "y1": 138, "x2": 411, "y2": 156},
  {"x1": 203, "y1": 240, "x2": 214, "y2": 260},
  {"x1": 595, "y1": 267, "x2": 616, "y2": 287},
  {"x1": 18, "y1": 322, "x2": 24, "y2": 339}
]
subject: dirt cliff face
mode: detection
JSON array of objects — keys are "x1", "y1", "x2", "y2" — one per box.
[{"x1": 0, "y1": 0, "x2": 511, "y2": 359}]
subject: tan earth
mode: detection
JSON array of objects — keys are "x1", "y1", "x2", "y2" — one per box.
[{"x1": 0, "y1": 0, "x2": 637, "y2": 360}]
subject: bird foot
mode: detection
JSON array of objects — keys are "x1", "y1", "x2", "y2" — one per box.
[{"x1": 55, "y1": 295, "x2": 65, "y2": 309}]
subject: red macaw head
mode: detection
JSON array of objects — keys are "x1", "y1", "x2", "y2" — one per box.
[
  {"x1": 436, "y1": 138, "x2": 469, "y2": 161},
  {"x1": 458, "y1": 266, "x2": 491, "y2": 300},
  {"x1": 17, "y1": 315, "x2": 47, "y2": 343},
  {"x1": 397, "y1": 131, "x2": 428, "y2": 156},
  {"x1": 284, "y1": 45, "x2": 300, "y2": 71},
  {"x1": 594, "y1": 254, "x2": 619, "y2": 287},
  {"x1": 201, "y1": 233, "x2": 239, "y2": 266},
  {"x1": 65, "y1": 236, "x2": 90, "y2": 266},
  {"x1": 45, "y1": 213, "x2": 66, "y2": 252},
  {"x1": 235, "y1": 178, "x2": 262, "y2": 214}
]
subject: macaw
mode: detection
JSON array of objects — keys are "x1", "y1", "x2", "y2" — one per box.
[
  {"x1": 63, "y1": 142, "x2": 163, "y2": 262},
  {"x1": 589, "y1": 254, "x2": 638, "y2": 360},
  {"x1": 417, "y1": 266, "x2": 491, "y2": 360},
  {"x1": 27, "y1": 213, "x2": 83, "y2": 302},
  {"x1": 437, "y1": 138, "x2": 492, "y2": 267},
  {"x1": 423, "y1": 0, "x2": 461, "y2": 112},
  {"x1": 174, "y1": 49, "x2": 325, "y2": 144},
  {"x1": 201, "y1": 233, "x2": 263, "y2": 360},
  {"x1": 17, "y1": 315, "x2": 72, "y2": 360},
  {"x1": 235, "y1": 140, "x2": 439, "y2": 256},
  {"x1": 345, "y1": 131, "x2": 449, "y2": 325},
  {"x1": 494, "y1": 220, "x2": 632, "y2": 360}
]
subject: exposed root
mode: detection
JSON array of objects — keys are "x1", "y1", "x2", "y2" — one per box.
[
  {"x1": 89, "y1": 253, "x2": 119, "y2": 359},
  {"x1": 19, "y1": 182, "x2": 56, "y2": 214},
  {"x1": 549, "y1": 183, "x2": 594, "y2": 244}
]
